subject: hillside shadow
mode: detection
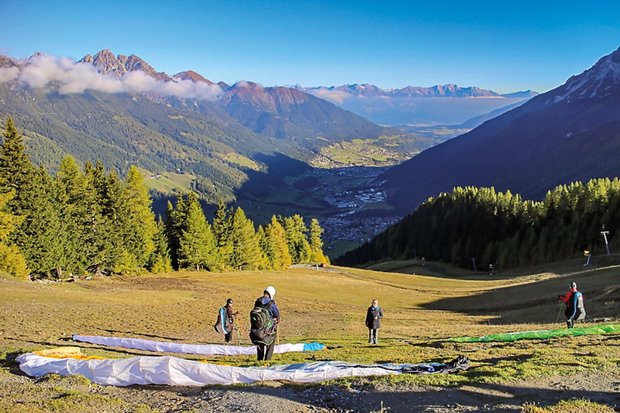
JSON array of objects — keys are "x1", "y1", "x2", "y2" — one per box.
[
  {"x1": 422, "y1": 268, "x2": 620, "y2": 324},
  {"x1": 238, "y1": 152, "x2": 311, "y2": 199}
]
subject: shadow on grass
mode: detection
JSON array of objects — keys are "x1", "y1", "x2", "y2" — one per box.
[
  {"x1": 476, "y1": 354, "x2": 534, "y2": 365},
  {"x1": 2, "y1": 336, "x2": 158, "y2": 359},
  {"x1": 100, "y1": 328, "x2": 185, "y2": 341},
  {"x1": 122, "y1": 379, "x2": 619, "y2": 413},
  {"x1": 1, "y1": 351, "x2": 30, "y2": 377},
  {"x1": 421, "y1": 269, "x2": 620, "y2": 325}
]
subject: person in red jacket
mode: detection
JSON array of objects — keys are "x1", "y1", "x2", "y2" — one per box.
[{"x1": 558, "y1": 281, "x2": 585, "y2": 328}]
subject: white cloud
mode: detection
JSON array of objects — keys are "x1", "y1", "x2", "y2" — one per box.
[
  {"x1": 0, "y1": 67, "x2": 19, "y2": 83},
  {"x1": 307, "y1": 88, "x2": 351, "y2": 104},
  {"x1": 2, "y1": 53, "x2": 222, "y2": 100}
]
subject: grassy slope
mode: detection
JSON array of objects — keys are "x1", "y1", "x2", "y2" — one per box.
[{"x1": 0, "y1": 265, "x2": 618, "y2": 411}]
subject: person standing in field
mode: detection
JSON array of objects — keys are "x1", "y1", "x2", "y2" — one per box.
[
  {"x1": 249, "y1": 286, "x2": 280, "y2": 360},
  {"x1": 365, "y1": 299, "x2": 383, "y2": 344},
  {"x1": 558, "y1": 281, "x2": 586, "y2": 328},
  {"x1": 214, "y1": 298, "x2": 239, "y2": 343},
  {"x1": 223, "y1": 298, "x2": 238, "y2": 343}
]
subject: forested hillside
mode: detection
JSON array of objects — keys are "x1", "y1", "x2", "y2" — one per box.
[
  {"x1": 0, "y1": 119, "x2": 328, "y2": 279},
  {"x1": 338, "y1": 180, "x2": 620, "y2": 269}
]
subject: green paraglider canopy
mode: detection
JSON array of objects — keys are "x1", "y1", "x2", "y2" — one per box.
[{"x1": 451, "y1": 324, "x2": 619, "y2": 343}]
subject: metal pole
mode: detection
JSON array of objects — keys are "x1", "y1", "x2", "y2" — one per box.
[
  {"x1": 471, "y1": 258, "x2": 477, "y2": 272},
  {"x1": 601, "y1": 231, "x2": 611, "y2": 255}
]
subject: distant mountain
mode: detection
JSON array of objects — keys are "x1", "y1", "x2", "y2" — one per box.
[
  {"x1": 501, "y1": 90, "x2": 539, "y2": 99},
  {"x1": 173, "y1": 70, "x2": 214, "y2": 85},
  {"x1": 302, "y1": 84, "x2": 536, "y2": 125},
  {"x1": 381, "y1": 46, "x2": 620, "y2": 214},
  {"x1": 0, "y1": 49, "x2": 394, "y2": 202},
  {"x1": 76, "y1": 50, "x2": 391, "y2": 141},
  {"x1": 305, "y1": 83, "x2": 501, "y2": 98},
  {"x1": 222, "y1": 81, "x2": 388, "y2": 139},
  {"x1": 79, "y1": 49, "x2": 172, "y2": 81}
]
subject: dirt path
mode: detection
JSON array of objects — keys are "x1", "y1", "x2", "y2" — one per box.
[{"x1": 3, "y1": 367, "x2": 617, "y2": 412}]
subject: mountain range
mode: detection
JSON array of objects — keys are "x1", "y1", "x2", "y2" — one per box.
[
  {"x1": 0, "y1": 49, "x2": 394, "y2": 201},
  {"x1": 381, "y1": 46, "x2": 620, "y2": 214},
  {"x1": 302, "y1": 84, "x2": 538, "y2": 125}
]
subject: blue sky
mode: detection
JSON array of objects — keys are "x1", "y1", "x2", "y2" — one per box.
[{"x1": 1, "y1": 0, "x2": 619, "y2": 93}]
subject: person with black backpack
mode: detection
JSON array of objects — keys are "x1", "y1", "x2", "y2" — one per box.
[{"x1": 249, "y1": 286, "x2": 280, "y2": 361}]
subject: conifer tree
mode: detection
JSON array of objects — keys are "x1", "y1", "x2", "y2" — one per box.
[
  {"x1": 212, "y1": 199, "x2": 233, "y2": 267},
  {"x1": 55, "y1": 155, "x2": 91, "y2": 275},
  {"x1": 15, "y1": 166, "x2": 66, "y2": 277},
  {"x1": 100, "y1": 169, "x2": 128, "y2": 272},
  {"x1": 122, "y1": 166, "x2": 157, "y2": 269},
  {"x1": 150, "y1": 217, "x2": 173, "y2": 273},
  {"x1": 256, "y1": 225, "x2": 272, "y2": 270},
  {"x1": 0, "y1": 118, "x2": 34, "y2": 212},
  {"x1": 0, "y1": 190, "x2": 28, "y2": 278},
  {"x1": 228, "y1": 207, "x2": 262, "y2": 270},
  {"x1": 309, "y1": 218, "x2": 329, "y2": 264},
  {"x1": 284, "y1": 214, "x2": 311, "y2": 264},
  {"x1": 81, "y1": 161, "x2": 114, "y2": 274},
  {"x1": 178, "y1": 193, "x2": 217, "y2": 271},
  {"x1": 264, "y1": 215, "x2": 291, "y2": 269},
  {"x1": 165, "y1": 200, "x2": 182, "y2": 269}
]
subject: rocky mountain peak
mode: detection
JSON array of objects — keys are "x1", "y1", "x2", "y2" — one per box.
[
  {"x1": 173, "y1": 70, "x2": 214, "y2": 85},
  {"x1": 79, "y1": 49, "x2": 171, "y2": 81},
  {"x1": 551, "y1": 46, "x2": 620, "y2": 102}
]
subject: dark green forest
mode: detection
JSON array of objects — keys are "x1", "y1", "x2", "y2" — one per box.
[
  {"x1": 338, "y1": 182, "x2": 620, "y2": 269},
  {"x1": 0, "y1": 119, "x2": 328, "y2": 279}
]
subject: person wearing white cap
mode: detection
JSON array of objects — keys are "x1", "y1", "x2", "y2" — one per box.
[{"x1": 249, "y1": 286, "x2": 280, "y2": 360}]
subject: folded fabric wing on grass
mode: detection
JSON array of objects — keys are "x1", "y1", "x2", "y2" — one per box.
[
  {"x1": 450, "y1": 324, "x2": 619, "y2": 343},
  {"x1": 72, "y1": 334, "x2": 325, "y2": 356},
  {"x1": 17, "y1": 353, "x2": 470, "y2": 386}
]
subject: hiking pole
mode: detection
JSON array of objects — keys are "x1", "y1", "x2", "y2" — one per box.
[{"x1": 555, "y1": 302, "x2": 564, "y2": 324}]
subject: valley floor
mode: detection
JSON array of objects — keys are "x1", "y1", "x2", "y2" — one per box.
[{"x1": 0, "y1": 265, "x2": 618, "y2": 412}]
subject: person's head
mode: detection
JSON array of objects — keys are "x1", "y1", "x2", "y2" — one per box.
[
  {"x1": 570, "y1": 281, "x2": 577, "y2": 291},
  {"x1": 264, "y1": 286, "x2": 276, "y2": 299},
  {"x1": 226, "y1": 298, "x2": 233, "y2": 306},
  {"x1": 371, "y1": 299, "x2": 378, "y2": 307}
]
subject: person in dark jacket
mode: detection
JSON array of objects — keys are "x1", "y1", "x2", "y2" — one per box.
[
  {"x1": 365, "y1": 299, "x2": 383, "y2": 344},
  {"x1": 254, "y1": 286, "x2": 280, "y2": 360},
  {"x1": 558, "y1": 281, "x2": 585, "y2": 328},
  {"x1": 223, "y1": 298, "x2": 238, "y2": 343}
]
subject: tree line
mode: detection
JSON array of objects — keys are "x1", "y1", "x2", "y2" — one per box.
[
  {"x1": 337, "y1": 182, "x2": 620, "y2": 269},
  {"x1": 0, "y1": 118, "x2": 328, "y2": 279}
]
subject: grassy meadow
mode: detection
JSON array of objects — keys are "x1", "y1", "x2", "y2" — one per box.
[{"x1": 0, "y1": 263, "x2": 618, "y2": 411}]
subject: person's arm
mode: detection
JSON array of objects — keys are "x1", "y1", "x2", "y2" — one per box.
[
  {"x1": 228, "y1": 307, "x2": 238, "y2": 321},
  {"x1": 379, "y1": 307, "x2": 384, "y2": 318},
  {"x1": 270, "y1": 301, "x2": 280, "y2": 322},
  {"x1": 558, "y1": 292, "x2": 571, "y2": 303}
]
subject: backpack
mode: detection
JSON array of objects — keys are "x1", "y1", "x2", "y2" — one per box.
[
  {"x1": 214, "y1": 307, "x2": 230, "y2": 334},
  {"x1": 249, "y1": 299, "x2": 276, "y2": 345}
]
